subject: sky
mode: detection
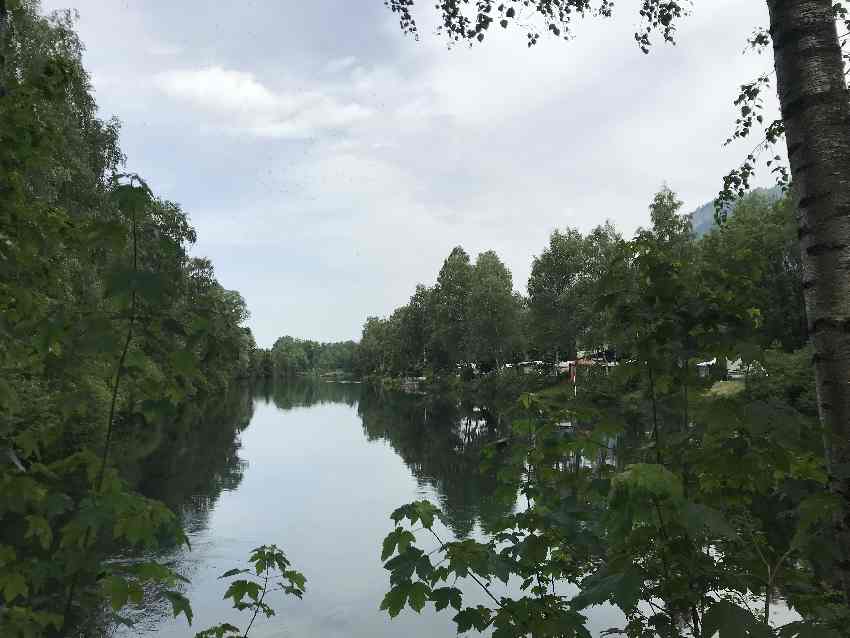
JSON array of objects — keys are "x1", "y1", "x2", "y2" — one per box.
[{"x1": 41, "y1": 0, "x2": 782, "y2": 347}]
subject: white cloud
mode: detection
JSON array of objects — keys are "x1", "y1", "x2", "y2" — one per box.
[
  {"x1": 147, "y1": 41, "x2": 183, "y2": 57},
  {"x1": 325, "y1": 55, "x2": 358, "y2": 73},
  {"x1": 154, "y1": 66, "x2": 373, "y2": 138},
  {"x1": 53, "y1": 0, "x2": 781, "y2": 343}
]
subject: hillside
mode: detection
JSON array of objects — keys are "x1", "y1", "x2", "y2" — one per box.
[{"x1": 689, "y1": 185, "x2": 783, "y2": 237}]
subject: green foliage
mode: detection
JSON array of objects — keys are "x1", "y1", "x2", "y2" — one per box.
[
  {"x1": 0, "y1": 3, "x2": 262, "y2": 634},
  {"x1": 467, "y1": 251, "x2": 524, "y2": 368},
  {"x1": 528, "y1": 223, "x2": 621, "y2": 361},
  {"x1": 385, "y1": 0, "x2": 685, "y2": 52},
  {"x1": 357, "y1": 245, "x2": 527, "y2": 380},
  {"x1": 378, "y1": 187, "x2": 847, "y2": 638},
  {"x1": 702, "y1": 600, "x2": 771, "y2": 638},
  {"x1": 195, "y1": 545, "x2": 306, "y2": 638},
  {"x1": 268, "y1": 335, "x2": 358, "y2": 378},
  {"x1": 431, "y1": 246, "x2": 475, "y2": 371}
]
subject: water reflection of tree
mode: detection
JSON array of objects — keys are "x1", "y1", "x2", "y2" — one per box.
[
  {"x1": 261, "y1": 377, "x2": 361, "y2": 410},
  {"x1": 106, "y1": 380, "x2": 516, "y2": 634},
  {"x1": 129, "y1": 383, "x2": 255, "y2": 529},
  {"x1": 260, "y1": 379, "x2": 514, "y2": 536},
  {"x1": 358, "y1": 389, "x2": 517, "y2": 538},
  {"x1": 99, "y1": 385, "x2": 257, "y2": 636}
]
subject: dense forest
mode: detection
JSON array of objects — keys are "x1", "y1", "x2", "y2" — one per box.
[{"x1": 0, "y1": 4, "x2": 264, "y2": 636}]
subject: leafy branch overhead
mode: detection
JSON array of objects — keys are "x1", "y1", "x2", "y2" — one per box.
[{"x1": 385, "y1": 0, "x2": 686, "y2": 51}]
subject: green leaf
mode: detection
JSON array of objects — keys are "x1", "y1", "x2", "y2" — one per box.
[
  {"x1": 380, "y1": 584, "x2": 409, "y2": 618},
  {"x1": 1, "y1": 572, "x2": 29, "y2": 602},
  {"x1": 103, "y1": 575, "x2": 130, "y2": 611},
  {"x1": 430, "y1": 586, "x2": 463, "y2": 611},
  {"x1": 793, "y1": 492, "x2": 840, "y2": 548},
  {"x1": 25, "y1": 515, "x2": 53, "y2": 550},
  {"x1": 610, "y1": 463, "x2": 684, "y2": 502},
  {"x1": 573, "y1": 566, "x2": 642, "y2": 612},
  {"x1": 224, "y1": 579, "x2": 262, "y2": 605},
  {"x1": 284, "y1": 569, "x2": 307, "y2": 592},
  {"x1": 105, "y1": 269, "x2": 167, "y2": 302},
  {"x1": 389, "y1": 500, "x2": 440, "y2": 528},
  {"x1": 171, "y1": 350, "x2": 198, "y2": 377},
  {"x1": 382, "y1": 527, "x2": 416, "y2": 560},
  {"x1": 414, "y1": 501, "x2": 438, "y2": 529},
  {"x1": 195, "y1": 622, "x2": 242, "y2": 638},
  {"x1": 15, "y1": 429, "x2": 41, "y2": 460},
  {"x1": 702, "y1": 601, "x2": 771, "y2": 638},
  {"x1": 165, "y1": 590, "x2": 194, "y2": 625},
  {"x1": 454, "y1": 606, "x2": 492, "y2": 632},
  {"x1": 407, "y1": 581, "x2": 430, "y2": 613},
  {"x1": 127, "y1": 580, "x2": 145, "y2": 604},
  {"x1": 683, "y1": 503, "x2": 739, "y2": 540}
]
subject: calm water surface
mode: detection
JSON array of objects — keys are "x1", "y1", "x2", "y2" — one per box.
[{"x1": 118, "y1": 381, "x2": 620, "y2": 637}]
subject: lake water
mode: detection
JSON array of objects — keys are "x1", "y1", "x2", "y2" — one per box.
[{"x1": 116, "y1": 381, "x2": 620, "y2": 638}]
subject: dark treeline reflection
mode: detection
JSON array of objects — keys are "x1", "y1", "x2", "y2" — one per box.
[
  {"x1": 126, "y1": 383, "x2": 255, "y2": 530},
  {"x1": 105, "y1": 380, "x2": 517, "y2": 634},
  {"x1": 358, "y1": 389, "x2": 517, "y2": 537},
  {"x1": 259, "y1": 376, "x2": 361, "y2": 410},
  {"x1": 131, "y1": 379, "x2": 518, "y2": 540},
  {"x1": 90, "y1": 385, "x2": 257, "y2": 636},
  {"x1": 257, "y1": 378, "x2": 516, "y2": 537}
]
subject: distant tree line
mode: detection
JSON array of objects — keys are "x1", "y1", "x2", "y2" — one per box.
[
  {"x1": 357, "y1": 248, "x2": 526, "y2": 378},
  {"x1": 262, "y1": 335, "x2": 359, "y2": 378},
  {"x1": 356, "y1": 187, "x2": 805, "y2": 382},
  {"x1": 266, "y1": 188, "x2": 805, "y2": 388}
]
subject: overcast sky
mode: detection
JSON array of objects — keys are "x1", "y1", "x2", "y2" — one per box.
[{"x1": 42, "y1": 1, "x2": 781, "y2": 347}]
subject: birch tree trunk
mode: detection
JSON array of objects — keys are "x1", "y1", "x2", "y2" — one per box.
[
  {"x1": 767, "y1": 0, "x2": 850, "y2": 599},
  {"x1": 0, "y1": 0, "x2": 8, "y2": 98}
]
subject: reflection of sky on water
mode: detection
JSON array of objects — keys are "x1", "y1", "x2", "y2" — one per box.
[{"x1": 117, "y1": 384, "x2": 622, "y2": 637}]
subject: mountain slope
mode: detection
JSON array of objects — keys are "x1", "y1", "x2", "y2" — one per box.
[{"x1": 689, "y1": 186, "x2": 783, "y2": 238}]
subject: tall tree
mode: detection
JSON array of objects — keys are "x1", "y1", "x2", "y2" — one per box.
[
  {"x1": 357, "y1": 317, "x2": 392, "y2": 377},
  {"x1": 576, "y1": 222, "x2": 621, "y2": 352},
  {"x1": 527, "y1": 228, "x2": 585, "y2": 362},
  {"x1": 765, "y1": 6, "x2": 850, "y2": 586},
  {"x1": 431, "y1": 246, "x2": 474, "y2": 371},
  {"x1": 468, "y1": 250, "x2": 521, "y2": 368},
  {"x1": 399, "y1": 285, "x2": 435, "y2": 374},
  {"x1": 528, "y1": 223, "x2": 621, "y2": 361},
  {"x1": 699, "y1": 191, "x2": 806, "y2": 352},
  {"x1": 0, "y1": 0, "x2": 8, "y2": 98}
]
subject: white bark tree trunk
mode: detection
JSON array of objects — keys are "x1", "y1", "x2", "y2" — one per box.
[{"x1": 767, "y1": 0, "x2": 850, "y2": 600}]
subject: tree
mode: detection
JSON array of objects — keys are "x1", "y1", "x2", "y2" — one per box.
[
  {"x1": 385, "y1": 0, "x2": 850, "y2": 599},
  {"x1": 527, "y1": 229, "x2": 585, "y2": 363},
  {"x1": 431, "y1": 246, "x2": 474, "y2": 371},
  {"x1": 468, "y1": 250, "x2": 522, "y2": 368},
  {"x1": 576, "y1": 222, "x2": 621, "y2": 353},
  {"x1": 699, "y1": 191, "x2": 806, "y2": 352},
  {"x1": 399, "y1": 285, "x2": 435, "y2": 374},
  {"x1": 0, "y1": 6, "x2": 264, "y2": 632},
  {"x1": 527, "y1": 223, "x2": 621, "y2": 362},
  {"x1": 357, "y1": 317, "x2": 392, "y2": 377},
  {"x1": 766, "y1": 0, "x2": 850, "y2": 446}
]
